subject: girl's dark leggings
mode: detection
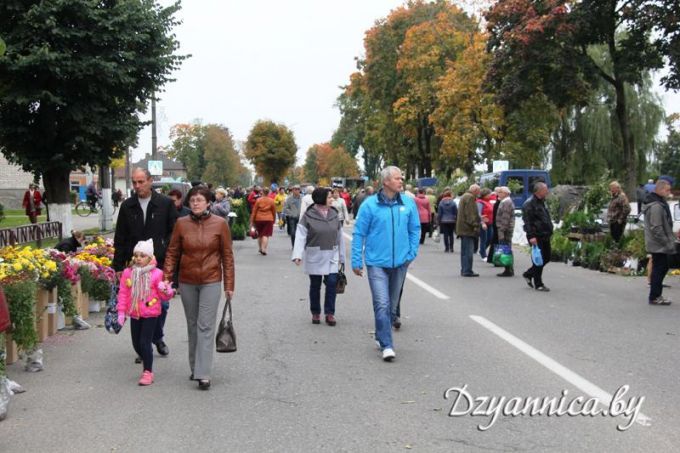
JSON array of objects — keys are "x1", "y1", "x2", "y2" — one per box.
[{"x1": 130, "y1": 316, "x2": 159, "y2": 372}]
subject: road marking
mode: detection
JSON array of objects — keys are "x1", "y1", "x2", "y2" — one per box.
[
  {"x1": 343, "y1": 231, "x2": 450, "y2": 300},
  {"x1": 469, "y1": 315, "x2": 651, "y2": 427}
]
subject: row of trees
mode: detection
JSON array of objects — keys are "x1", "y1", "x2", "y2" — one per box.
[
  {"x1": 166, "y1": 123, "x2": 250, "y2": 187},
  {"x1": 332, "y1": 0, "x2": 679, "y2": 198},
  {"x1": 164, "y1": 119, "x2": 362, "y2": 188}
]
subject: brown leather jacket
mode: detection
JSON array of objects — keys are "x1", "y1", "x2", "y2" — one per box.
[{"x1": 163, "y1": 214, "x2": 235, "y2": 292}]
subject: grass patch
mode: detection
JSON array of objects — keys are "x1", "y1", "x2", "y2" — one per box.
[{"x1": 0, "y1": 215, "x2": 48, "y2": 228}]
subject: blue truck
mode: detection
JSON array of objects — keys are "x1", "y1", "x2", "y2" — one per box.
[{"x1": 479, "y1": 169, "x2": 551, "y2": 207}]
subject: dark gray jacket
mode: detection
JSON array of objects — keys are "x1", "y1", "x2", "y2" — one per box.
[
  {"x1": 291, "y1": 206, "x2": 345, "y2": 275},
  {"x1": 643, "y1": 192, "x2": 676, "y2": 254}
]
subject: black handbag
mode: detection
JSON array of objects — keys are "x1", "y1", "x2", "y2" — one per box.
[
  {"x1": 216, "y1": 296, "x2": 237, "y2": 353},
  {"x1": 336, "y1": 264, "x2": 347, "y2": 294}
]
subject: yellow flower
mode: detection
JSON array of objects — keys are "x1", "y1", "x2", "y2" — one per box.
[{"x1": 12, "y1": 262, "x2": 22, "y2": 271}]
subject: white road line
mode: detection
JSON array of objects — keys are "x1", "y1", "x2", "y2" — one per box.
[
  {"x1": 469, "y1": 315, "x2": 651, "y2": 427},
  {"x1": 342, "y1": 231, "x2": 450, "y2": 300}
]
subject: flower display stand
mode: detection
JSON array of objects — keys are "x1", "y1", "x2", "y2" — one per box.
[
  {"x1": 47, "y1": 288, "x2": 59, "y2": 336},
  {"x1": 35, "y1": 288, "x2": 50, "y2": 343},
  {"x1": 4, "y1": 333, "x2": 18, "y2": 365}
]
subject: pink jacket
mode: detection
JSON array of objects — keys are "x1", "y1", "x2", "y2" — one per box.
[
  {"x1": 415, "y1": 195, "x2": 431, "y2": 223},
  {"x1": 117, "y1": 267, "x2": 169, "y2": 319}
]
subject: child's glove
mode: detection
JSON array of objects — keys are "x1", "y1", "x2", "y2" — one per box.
[
  {"x1": 117, "y1": 313, "x2": 126, "y2": 326},
  {"x1": 157, "y1": 281, "x2": 175, "y2": 300}
]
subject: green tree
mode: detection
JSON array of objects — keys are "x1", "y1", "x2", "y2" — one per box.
[
  {"x1": 303, "y1": 146, "x2": 319, "y2": 183},
  {"x1": 168, "y1": 123, "x2": 206, "y2": 181},
  {"x1": 0, "y1": 0, "x2": 185, "y2": 229},
  {"x1": 485, "y1": 0, "x2": 678, "y2": 198},
  {"x1": 244, "y1": 120, "x2": 297, "y2": 185},
  {"x1": 657, "y1": 114, "x2": 680, "y2": 185},
  {"x1": 201, "y1": 125, "x2": 245, "y2": 187}
]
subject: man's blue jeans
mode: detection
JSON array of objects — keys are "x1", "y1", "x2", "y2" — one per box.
[
  {"x1": 460, "y1": 236, "x2": 475, "y2": 275},
  {"x1": 367, "y1": 264, "x2": 409, "y2": 350}
]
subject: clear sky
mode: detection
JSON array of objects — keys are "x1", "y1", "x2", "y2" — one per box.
[
  {"x1": 132, "y1": 0, "x2": 406, "y2": 165},
  {"x1": 132, "y1": 0, "x2": 680, "y2": 167}
]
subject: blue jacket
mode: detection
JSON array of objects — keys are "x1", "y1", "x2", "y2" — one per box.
[
  {"x1": 437, "y1": 197, "x2": 458, "y2": 223},
  {"x1": 352, "y1": 190, "x2": 420, "y2": 269}
]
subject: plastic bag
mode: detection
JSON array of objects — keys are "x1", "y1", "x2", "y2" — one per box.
[
  {"x1": 0, "y1": 377, "x2": 10, "y2": 421},
  {"x1": 432, "y1": 228, "x2": 441, "y2": 243},
  {"x1": 6, "y1": 379, "x2": 24, "y2": 395},
  {"x1": 531, "y1": 244, "x2": 543, "y2": 266},
  {"x1": 24, "y1": 348, "x2": 44, "y2": 373},
  {"x1": 493, "y1": 243, "x2": 513, "y2": 266},
  {"x1": 104, "y1": 284, "x2": 122, "y2": 334},
  {"x1": 72, "y1": 314, "x2": 91, "y2": 330}
]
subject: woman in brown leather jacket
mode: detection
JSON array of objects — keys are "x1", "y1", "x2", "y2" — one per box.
[{"x1": 163, "y1": 186, "x2": 235, "y2": 390}]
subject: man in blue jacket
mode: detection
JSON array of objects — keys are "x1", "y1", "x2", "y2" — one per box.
[{"x1": 352, "y1": 166, "x2": 420, "y2": 362}]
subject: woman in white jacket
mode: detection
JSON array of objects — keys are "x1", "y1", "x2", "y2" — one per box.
[{"x1": 292, "y1": 188, "x2": 346, "y2": 326}]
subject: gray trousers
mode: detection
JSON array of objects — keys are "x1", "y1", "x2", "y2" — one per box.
[{"x1": 179, "y1": 282, "x2": 222, "y2": 380}]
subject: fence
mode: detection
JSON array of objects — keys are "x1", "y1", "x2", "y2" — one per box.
[{"x1": 0, "y1": 222, "x2": 63, "y2": 248}]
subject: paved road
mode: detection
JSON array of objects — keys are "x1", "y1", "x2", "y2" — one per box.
[{"x1": 1, "y1": 224, "x2": 679, "y2": 452}]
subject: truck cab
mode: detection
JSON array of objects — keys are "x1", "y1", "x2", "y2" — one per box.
[{"x1": 479, "y1": 169, "x2": 551, "y2": 207}]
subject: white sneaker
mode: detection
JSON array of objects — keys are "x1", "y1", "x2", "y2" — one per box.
[{"x1": 382, "y1": 348, "x2": 395, "y2": 362}]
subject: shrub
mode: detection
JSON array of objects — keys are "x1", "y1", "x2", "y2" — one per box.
[
  {"x1": 0, "y1": 202, "x2": 5, "y2": 224},
  {"x1": 231, "y1": 222, "x2": 245, "y2": 240},
  {"x1": 4, "y1": 280, "x2": 39, "y2": 351}
]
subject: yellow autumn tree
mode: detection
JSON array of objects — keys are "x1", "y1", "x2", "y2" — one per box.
[{"x1": 432, "y1": 35, "x2": 505, "y2": 176}]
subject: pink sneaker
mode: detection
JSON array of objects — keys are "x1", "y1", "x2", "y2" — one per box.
[{"x1": 138, "y1": 370, "x2": 154, "y2": 386}]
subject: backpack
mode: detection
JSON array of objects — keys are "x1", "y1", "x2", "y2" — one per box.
[{"x1": 104, "y1": 284, "x2": 122, "y2": 334}]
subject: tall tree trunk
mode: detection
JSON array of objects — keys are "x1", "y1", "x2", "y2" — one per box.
[
  {"x1": 42, "y1": 168, "x2": 73, "y2": 239},
  {"x1": 613, "y1": 79, "x2": 637, "y2": 200}
]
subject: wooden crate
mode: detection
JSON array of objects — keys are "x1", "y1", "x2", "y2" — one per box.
[
  {"x1": 35, "y1": 288, "x2": 49, "y2": 342},
  {"x1": 47, "y1": 287, "x2": 59, "y2": 336},
  {"x1": 4, "y1": 332, "x2": 18, "y2": 365}
]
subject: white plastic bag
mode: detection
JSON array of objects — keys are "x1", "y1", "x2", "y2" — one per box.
[
  {"x1": 24, "y1": 348, "x2": 44, "y2": 373},
  {"x1": 432, "y1": 227, "x2": 441, "y2": 243},
  {"x1": 0, "y1": 377, "x2": 10, "y2": 421}
]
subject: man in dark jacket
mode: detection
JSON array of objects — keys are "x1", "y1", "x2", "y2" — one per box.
[
  {"x1": 114, "y1": 168, "x2": 178, "y2": 356},
  {"x1": 455, "y1": 184, "x2": 482, "y2": 277},
  {"x1": 643, "y1": 179, "x2": 678, "y2": 305},
  {"x1": 522, "y1": 182, "x2": 553, "y2": 291}
]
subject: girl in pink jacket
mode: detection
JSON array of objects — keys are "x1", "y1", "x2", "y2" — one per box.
[{"x1": 117, "y1": 239, "x2": 174, "y2": 386}]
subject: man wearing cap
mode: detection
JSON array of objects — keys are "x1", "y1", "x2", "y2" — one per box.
[
  {"x1": 643, "y1": 179, "x2": 679, "y2": 305},
  {"x1": 283, "y1": 186, "x2": 302, "y2": 247},
  {"x1": 114, "y1": 168, "x2": 178, "y2": 357}
]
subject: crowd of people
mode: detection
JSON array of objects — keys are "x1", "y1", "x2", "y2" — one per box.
[{"x1": 14, "y1": 166, "x2": 678, "y2": 386}]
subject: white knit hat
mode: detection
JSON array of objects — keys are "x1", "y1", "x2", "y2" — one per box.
[{"x1": 133, "y1": 239, "x2": 154, "y2": 257}]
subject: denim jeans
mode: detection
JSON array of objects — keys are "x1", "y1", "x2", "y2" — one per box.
[
  {"x1": 649, "y1": 253, "x2": 669, "y2": 301},
  {"x1": 479, "y1": 226, "x2": 493, "y2": 258},
  {"x1": 367, "y1": 264, "x2": 409, "y2": 350},
  {"x1": 287, "y1": 217, "x2": 299, "y2": 248},
  {"x1": 309, "y1": 273, "x2": 338, "y2": 315},
  {"x1": 460, "y1": 236, "x2": 475, "y2": 275}
]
